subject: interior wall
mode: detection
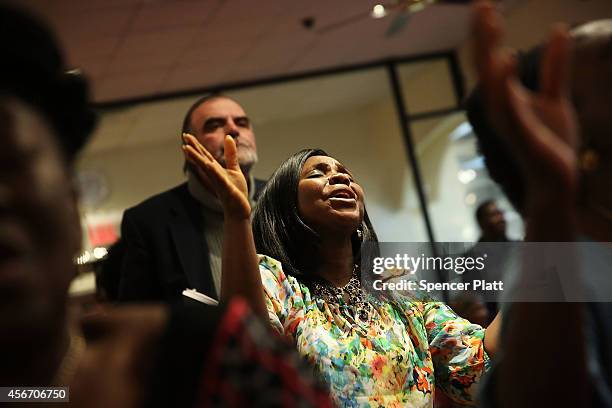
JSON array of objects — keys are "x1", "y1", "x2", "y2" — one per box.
[{"x1": 76, "y1": 139, "x2": 185, "y2": 212}]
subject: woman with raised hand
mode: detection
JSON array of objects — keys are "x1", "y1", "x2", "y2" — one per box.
[{"x1": 183, "y1": 130, "x2": 500, "y2": 405}]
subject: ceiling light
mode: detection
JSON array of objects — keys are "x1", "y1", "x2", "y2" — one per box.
[
  {"x1": 93, "y1": 246, "x2": 108, "y2": 260},
  {"x1": 458, "y1": 169, "x2": 477, "y2": 184},
  {"x1": 371, "y1": 4, "x2": 387, "y2": 19}
]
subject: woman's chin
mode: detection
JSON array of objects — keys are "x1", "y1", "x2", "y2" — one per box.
[{"x1": 324, "y1": 211, "x2": 362, "y2": 232}]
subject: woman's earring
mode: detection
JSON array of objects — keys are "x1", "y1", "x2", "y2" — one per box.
[
  {"x1": 356, "y1": 228, "x2": 363, "y2": 241},
  {"x1": 580, "y1": 149, "x2": 599, "y2": 173}
]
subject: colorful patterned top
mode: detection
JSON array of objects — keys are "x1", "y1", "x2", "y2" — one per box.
[{"x1": 259, "y1": 255, "x2": 490, "y2": 407}]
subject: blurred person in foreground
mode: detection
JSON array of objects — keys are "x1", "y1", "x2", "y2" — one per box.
[
  {"x1": 0, "y1": 4, "x2": 330, "y2": 407},
  {"x1": 469, "y1": 1, "x2": 612, "y2": 406}
]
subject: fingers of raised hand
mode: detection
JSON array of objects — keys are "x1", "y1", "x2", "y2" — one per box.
[
  {"x1": 472, "y1": 0, "x2": 517, "y2": 111},
  {"x1": 507, "y1": 78, "x2": 577, "y2": 162},
  {"x1": 506, "y1": 79, "x2": 546, "y2": 144},
  {"x1": 183, "y1": 144, "x2": 236, "y2": 192},
  {"x1": 182, "y1": 133, "x2": 215, "y2": 162},
  {"x1": 182, "y1": 144, "x2": 212, "y2": 171},
  {"x1": 540, "y1": 25, "x2": 572, "y2": 100},
  {"x1": 472, "y1": 1, "x2": 503, "y2": 80},
  {"x1": 223, "y1": 135, "x2": 240, "y2": 171}
]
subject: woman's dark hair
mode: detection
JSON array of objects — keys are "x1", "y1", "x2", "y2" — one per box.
[
  {"x1": 252, "y1": 149, "x2": 379, "y2": 279},
  {"x1": 0, "y1": 4, "x2": 97, "y2": 165}
]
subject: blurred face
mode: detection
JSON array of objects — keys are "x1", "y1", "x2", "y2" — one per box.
[
  {"x1": 0, "y1": 99, "x2": 80, "y2": 341},
  {"x1": 298, "y1": 155, "x2": 364, "y2": 236},
  {"x1": 188, "y1": 97, "x2": 258, "y2": 172},
  {"x1": 480, "y1": 202, "x2": 506, "y2": 236}
]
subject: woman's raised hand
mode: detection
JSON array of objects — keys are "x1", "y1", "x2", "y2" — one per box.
[
  {"x1": 472, "y1": 0, "x2": 580, "y2": 201},
  {"x1": 182, "y1": 133, "x2": 251, "y2": 220}
]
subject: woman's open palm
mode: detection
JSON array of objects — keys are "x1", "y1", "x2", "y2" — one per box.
[{"x1": 182, "y1": 133, "x2": 251, "y2": 219}]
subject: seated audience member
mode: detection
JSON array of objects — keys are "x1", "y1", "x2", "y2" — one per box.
[
  {"x1": 181, "y1": 135, "x2": 501, "y2": 404},
  {"x1": 469, "y1": 1, "x2": 612, "y2": 406},
  {"x1": 0, "y1": 5, "x2": 330, "y2": 407},
  {"x1": 118, "y1": 94, "x2": 265, "y2": 304}
]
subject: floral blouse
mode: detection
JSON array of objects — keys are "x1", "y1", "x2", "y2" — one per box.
[{"x1": 259, "y1": 255, "x2": 490, "y2": 407}]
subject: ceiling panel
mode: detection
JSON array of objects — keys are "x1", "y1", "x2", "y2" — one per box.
[
  {"x1": 48, "y1": 5, "x2": 136, "y2": 39},
  {"x1": 19, "y1": 0, "x2": 525, "y2": 103},
  {"x1": 129, "y1": 1, "x2": 216, "y2": 32},
  {"x1": 93, "y1": 68, "x2": 170, "y2": 101},
  {"x1": 161, "y1": 63, "x2": 233, "y2": 93}
]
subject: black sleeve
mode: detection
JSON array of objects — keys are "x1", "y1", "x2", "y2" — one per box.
[
  {"x1": 117, "y1": 210, "x2": 163, "y2": 302},
  {"x1": 143, "y1": 303, "x2": 222, "y2": 408}
]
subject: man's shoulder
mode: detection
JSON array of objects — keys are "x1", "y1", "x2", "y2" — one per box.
[{"x1": 124, "y1": 183, "x2": 192, "y2": 219}]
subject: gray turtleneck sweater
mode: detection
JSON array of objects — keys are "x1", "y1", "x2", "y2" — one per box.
[{"x1": 186, "y1": 171, "x2": 256, "y2": 297}]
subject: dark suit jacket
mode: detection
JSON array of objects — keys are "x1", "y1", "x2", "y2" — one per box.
[{"x1": 118, "y1": 180, "x2": 265, "y2": 303}]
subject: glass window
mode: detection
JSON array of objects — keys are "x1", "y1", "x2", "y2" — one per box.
[
  {"x1": 410, "y1": 112, "x2": 524, "y2": 242},
  {"x1": 397, "y1": 59, "x2": 456, "y2": 116}
]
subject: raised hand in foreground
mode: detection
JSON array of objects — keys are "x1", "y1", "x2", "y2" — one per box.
[
  {"x1": 471, "y1": 2, "x2": 588, "y2": 407},
  {"x1": 472, "y1": 0, "x2": 579, "y2": 202}
]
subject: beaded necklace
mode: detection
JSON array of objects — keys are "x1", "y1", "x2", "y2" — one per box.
[{"x1": 310, "y1": 264, "x2": 373, "y2": 322}]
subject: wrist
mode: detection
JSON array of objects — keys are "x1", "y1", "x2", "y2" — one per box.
[{"x1": 224, "y1": 210, "x2": 251, "y2": 223}]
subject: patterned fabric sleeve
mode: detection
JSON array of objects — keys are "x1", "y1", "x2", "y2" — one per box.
[
  {"x1": 196, "y1": 299, "x2": 332, "y2": 407},
  {"x1": 258, "y1": 255, "x2": 307, "y2": 340},
  {"x1": 423, "y1": 302, "x2": 490, "y2": 405}
]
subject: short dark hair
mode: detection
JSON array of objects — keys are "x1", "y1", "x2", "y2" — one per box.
[
  {"x1": 466, "y1": 46, "x2": 543, "y2": 213},
  {"x1": 475, "y1": 199, "x2": 495, "y2": 226},
  {"x1": 180, "y1": 93, "x2": 224, "y2": 136},
  {"x1": 252, "y1": 149, "x2": 379, "y2": 279},
  {"x1": 180, "y1": 93, "x2": 228, "y2": 173},
  {"x1": 0, "y1": 4, "x2": 96, "y2": 165}
]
